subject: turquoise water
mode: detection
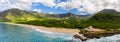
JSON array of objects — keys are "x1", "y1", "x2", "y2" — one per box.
[
  {"x1": 0, "y1": 23, "x2": 74, "y2": 42},
  {"x1": 1, "y1": 23, "x2": 120, "y2": 42}
]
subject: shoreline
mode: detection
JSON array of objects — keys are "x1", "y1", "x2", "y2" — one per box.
[
  {"x1": 3, "y1": 22, "x2": 80, "y2": 34},
  {"x1": 72, "y1": 26, "x2": 120, "y2": 42},
  {"x1": 2, "y1": 22, "x2": 120, "y2": 41}
]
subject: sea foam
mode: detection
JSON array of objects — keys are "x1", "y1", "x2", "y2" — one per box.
[
  {"x1": 86, "y1": 34, "x2": 120, "y2": 42},
  {"x1": 32, "y1": 27, "x2": 74, "y2": 40}
]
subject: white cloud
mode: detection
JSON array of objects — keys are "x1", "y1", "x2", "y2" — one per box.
[
  {"x1": 78, "y1": 8, "x2": 86, "y2": 12},
  {"x1": 33, "y1": 9, "x2": 42, "y2": 13},
  {"x1": 0, "y1": 0, "x2": 32, "y2": 11},
  {"x1": 0, "y1": 0, "x2": 56, "y2": 11},
  {"x1": 56, "y1": 0, "x2": 120, "y2": 14},
  {"x1": 56, "y1": 0, "x2": 82, "y2": 10},
  {"x1": 48, "y1": 12, "x2": 54, "y2": 14},
  {"x1": 33, "y1": 0, "x2": 56, "y2": 8},
  {"x1": 0, "y1": 0, "x2": 120, "y2": 14}
]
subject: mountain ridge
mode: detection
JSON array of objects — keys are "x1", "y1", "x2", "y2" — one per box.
[
  {"x1": 0, "y1": 8, "x2": 120, "y2": 29},
  {"x1": 0, "y1": 8, "x2": 119, "y2": 21},
  {"x1": 0, "y1": 8, "x2": 91, "y2": 21}
]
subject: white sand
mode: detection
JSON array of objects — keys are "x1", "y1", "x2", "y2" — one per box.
[{"x1": 5, "y1": 23, "x2": 80, "y2": 34}]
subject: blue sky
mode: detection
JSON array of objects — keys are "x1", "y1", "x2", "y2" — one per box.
[
  {"x1": 31, "y1": 1, "x2": 88, "y2": 14},
  {"x1": 31, "y1": 3, "x2": 88, "y2": 14},
  {"x1": 32, "y1": 3, "x2": 70, "y2": 14},
  {"x1": 0, "y1": 0, "x2": 120, "y2": 15}
]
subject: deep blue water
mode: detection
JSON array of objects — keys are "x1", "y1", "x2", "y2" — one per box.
[{"x1": 0, "y1": 23, "x2": 74, "y2": 42}]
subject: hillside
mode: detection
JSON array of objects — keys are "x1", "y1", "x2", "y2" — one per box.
[
  {"x1": 0, "y1": 9, "x2": 91, "y2": 21},
  {"x1": 0, "y1": 9, "x2": 41, "y2": 22},
  {"x1": 0, "y1": 9, "x2": 84, "y2": 29},
  {"x1": 82, "y1": 9, "x2": 120, "y2": 29},
  {"x1": 99, "y1": 9, "x2": 120, "y2": 14},
  {"x1": 0, "y1": 9, "x2": 120, "y2": 29}
]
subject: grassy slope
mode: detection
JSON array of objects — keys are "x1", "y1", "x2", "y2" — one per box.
[
  {"x1": 81, "y1": 13, "x2": 120, "y2": 29},
  {"x1": 16, "y1": 16, "x2": 83, "y2": 29},
  {"x1": 1, "y1": 11, "x2": 120, "y2": 29},
  {"x1": 5, "y1": 13, "x2": 38, "y2": 22}
]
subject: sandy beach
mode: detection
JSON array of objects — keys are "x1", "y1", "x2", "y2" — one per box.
[{"x1": 5, "y1": 23, "x2": 80, "y2": 34}]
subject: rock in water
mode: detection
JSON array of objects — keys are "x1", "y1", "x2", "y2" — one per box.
[{"x1": 73, "y1": 34, "x2": 88, "y2": 41}]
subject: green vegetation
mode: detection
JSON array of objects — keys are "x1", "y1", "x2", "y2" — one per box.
[
  {"x1": 81, "y1": 13, "x2": 120, "y2": 29},
  {"x1": 16, "y1": 17, "x2": 83, "y2": 29},
  {"x1": 5, "y1": 13, "x2": 38, "y2": 22},
  {"x1": 15, "y1": 12, "x2": 120, "y2": 29},
  {"x1": 1, "y1": 9, "x2": 120, "y2": 29}
]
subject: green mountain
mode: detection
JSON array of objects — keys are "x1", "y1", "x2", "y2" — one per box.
[
  {"x1": 0, "y1": 9, "x2": 41, "y2": 22},
  {"x1": 82, "y1": 9, "x2": 120, "y2": 29},
  {"x1": 45, "y1": 13, "x2": 92, "y2": 18},
  {"x1": 0, "y1": 9, "x2": 86, "y2": 28},
  {"x1": 1, "y1": 8, "x2": 119, "y2": 29},
  {"x1": 91, "y1": 9, "x2": 120, "y2": 21},
  {"x1": 99, "y1": 9, "x2": 120, "y2": 14},
  {"x1": 0, "y1": 8, "x2": 91, "y2": 21}
]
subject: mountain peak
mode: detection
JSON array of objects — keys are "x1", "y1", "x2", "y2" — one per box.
[
  {"x1": 99, "y1": 9, "x2": 119, "y2": 14},
  {"x1": 8, "y1": 8, "x2": 21, "y2": 10},
  {"x1": 66, "y1": 12, "x2": 73, "y2": 14}
]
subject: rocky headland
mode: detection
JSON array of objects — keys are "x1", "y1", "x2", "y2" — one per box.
[{"x1": 73, "y1": 26, "x2": 120, "y2": 42}]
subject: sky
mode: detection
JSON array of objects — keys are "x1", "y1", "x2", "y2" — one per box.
[{"x1": 0, "y1": 0, "x2": 120, "y2": 15}]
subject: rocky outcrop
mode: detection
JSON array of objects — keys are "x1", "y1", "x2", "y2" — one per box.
[
  {"x1": 83, "y1": 26, "x2": 105, "y2": 32},
  {"x1": 73, "y1": 26, "x2": 120, "y2": 42},
  {"x1": 73, "y1": 34, "x2": 87, "y2": 41},
  {"x1": 83, "y1": 30, "x2": 120, "y2": 39}
]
